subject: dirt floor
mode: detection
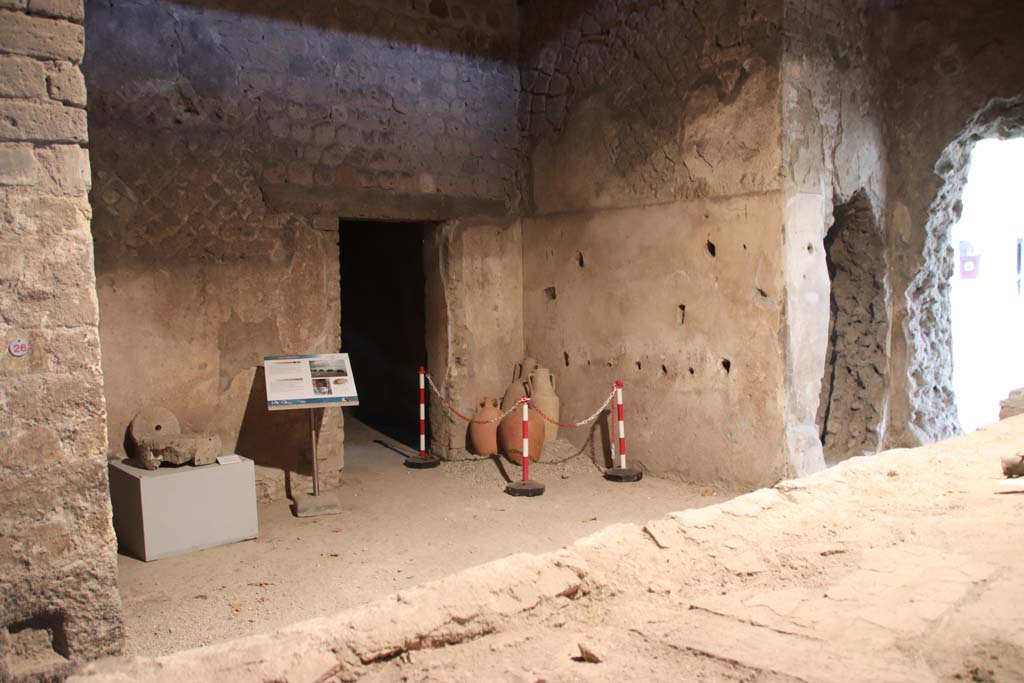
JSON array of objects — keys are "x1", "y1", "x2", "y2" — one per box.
[
  {"x1": 84, "y1": 415, "x2": 1024, "y2": 683},
  {"x1": 117, "y1": 416, "x2": 732, "y2": 656}
]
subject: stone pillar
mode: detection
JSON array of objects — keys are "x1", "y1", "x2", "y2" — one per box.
[
  {"x1": 0, "y1": 0, "x2": 125, "y2": 679},
  {"x1": 424, "y1": 218, "x2": 525, "y2": 458}
]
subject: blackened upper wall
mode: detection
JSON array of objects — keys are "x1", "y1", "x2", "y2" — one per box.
[
  {"x1": 520, "y1": 0, "x2": 784, "y2": 213},
  {"x1": 86, "y1": 0, "x2": 522, "y2": 218}
]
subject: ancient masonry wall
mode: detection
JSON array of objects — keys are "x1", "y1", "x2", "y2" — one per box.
[
  {"x1": 424, "y1": 218, "x2": 524, "y2": 458},
  {"x1": 816, "y1": 192, "x2": 888, "y2": 464},
  {"x1": 878, "y1": 0, "x2": 1024, "y2": 448},
  {"x1": 83, "y1": 0, "x2": 522, "y2": 497},
  {"x1": 519, "y1": 0, "x2": 790, "y2": 488},
  {"x1": 0, "y1": 0, "x2": 125, "y2": 677},
  {"x1": 779, "y1": 0, "x2": 886, "y2": 474}
]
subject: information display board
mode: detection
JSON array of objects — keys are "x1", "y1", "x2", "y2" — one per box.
[{"x1": 264, "y1": 353, "x2": 360, "y2": 411}]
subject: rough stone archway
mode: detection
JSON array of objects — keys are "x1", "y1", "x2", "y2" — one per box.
[
  {"x1": 905, "y1": 96, "x2": 1024, "y2": 442},
  {"x1": 817, "y1": 192, "x2": 889, "y2": 464}
]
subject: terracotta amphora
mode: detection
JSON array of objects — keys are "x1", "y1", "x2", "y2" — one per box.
[
  {"x1": 467, "y1": 397, "x2": 501, "y2": 456},
  {"x1": 498, "y1": 401, "x2": 546, "y2": 465},
  {"x1": 500, "y1": 357, "x2": 539, "y2": 409},
  {"x1": 527, "y1": 367, "x2": 560, "y2": 440}
]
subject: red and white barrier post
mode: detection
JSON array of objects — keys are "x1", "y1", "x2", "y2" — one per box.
[
  {"x1": 522, "y1": 400, "x2": 530, "y2": 481},
  {"x1": 405, "y1": 366, "x2": 440, "y2": 469},
  {"x1": 605, "y1": 379, "x2": 642, "y2": 482},
  {"x1": 616, "y1": 380, "x2": 626, "y2": 468},
  {"x1": 506, "y1": 397, "x2": 545, "y2": 496}
]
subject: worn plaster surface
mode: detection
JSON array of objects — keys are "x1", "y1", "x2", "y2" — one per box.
[
  {"x1": 424, "y1": 218, "x2": 524, "y2": 458},
  {"x1": 71, "y1": 415, "x2": 1024, "y2": 683},
  {"x1": 522, "y1": 195, "x2": 788, "y2": 488}
]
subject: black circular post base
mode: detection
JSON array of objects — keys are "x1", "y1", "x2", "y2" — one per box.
[
  {"x1": 404, "y1": 454, "x2": 441, "y2": 469},
  {"x1": 505, "y1": 480, "x2": 546, "y2": 497},
  {"x1": 604, "y1": 466, "x2": 643, "y2": 482}
]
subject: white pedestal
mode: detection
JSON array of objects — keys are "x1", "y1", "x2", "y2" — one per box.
[{"x1": 109, "y1": 456, "x2": 258, "y2": 561}]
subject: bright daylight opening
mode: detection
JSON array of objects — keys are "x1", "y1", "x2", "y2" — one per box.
[{"x1": 950, "y1": 138, "x2": 1024, "y2": 432}]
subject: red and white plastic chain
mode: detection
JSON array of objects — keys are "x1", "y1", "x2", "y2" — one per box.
[
  {"x1": 425, "y1": 373, "x2": 618, "y2": 429},
  {"x1": 425, "y1": 373, "x2": 524, "y2": 424},
  {"x1": 528, "y1": 384, "x2": 617, "y2": 428}
]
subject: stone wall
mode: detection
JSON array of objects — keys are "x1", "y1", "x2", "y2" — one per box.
[
  {"x1": 816, "y1": 192, "x2": 888, "y2": 464},
  {"x1": 424, "y1": 218, "x2": 524, "y2": 458},
  {"x1": 878, "y1": 0, "x2": 1024, "y2": 447},
  {"x1": 522, "y1": 196, "x2": 788, "y2": 486},
  {"x1": 0, "y1": 0, "x2": 124, "y2": 678},
  {"x1": 520, "y1": 0, "x2": 783, "y2": 214},
  {"x1": 518, "y1": 0, "x2": 790, "y2": 487},
  {"x1": 83, "y1": 0, "x2": 522, "y2": 497},
  {"x1": 779, "y1": 0, "x2": 886, "y2": 473}
]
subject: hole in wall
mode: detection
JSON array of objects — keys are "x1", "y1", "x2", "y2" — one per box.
[
  {"x1": 688, "y1": 367, "x2": 695, "y2": 375},
  {"x1": 635, "y1": 361, "x2": 642, "y2": 371},
  {"x1": 544, "y1": 286, "x2": 557, "y2": 300},
  {"x1": 678, "y1": 304, "x2": 686, "y2": 325},
  {"x1": 755, "y1": 287, "x2": 768, "y2": 298},
  {"x1": 660, "y1": 364, "x2": 668, "y2": 377},
  {"x1": 563, "y1": 351, "x2": 570, "y2": 367},
  {"x1": 721, "y1": 358, "x2": 731, "y2": 373},
  {"x1": 576, "y1": 252, "x2": 585, "y2": 268},
  {"x1": 905, "y1": 98, "x2": 1024, "y2": 442},
  {"x1": 806, "y1": 243, "x2": 814, "y2": 253},
  {"x1": 4, "y1": 612, "x2": 70, "y2": 677},
  {"x1": 706, "y1": 240, "x2": 716, "y2": 257},
  {"x1": 950, "y1": 138, "x2": 1024, "y2": 431},
  {"x1": 816, "y1": 191, "x2": 888, "y2": 464}
]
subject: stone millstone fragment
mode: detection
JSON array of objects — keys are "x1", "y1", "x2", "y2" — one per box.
[
  {"x1": 128, "y1": 406, "x2": 181, "y2": 441},
  {"x1": 126, "y1": 406, "x2": 220, "y2": 469},
  {"x1": 132, "y1": 434, "x2": 222, "y2": 470},
  {"x1": 999, "y1": 388, "x2": 1024, "y2": 421}
]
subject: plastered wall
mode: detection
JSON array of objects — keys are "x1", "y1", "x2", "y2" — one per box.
[
  {"x1": 518, "y1": 0, "x2": 791, "y2": 487},
  {"x1": 522, "y1": 197, "x2": 788, "y2": 486},
  {"x1": 779, "y1": 0, "x2": 886, "y2": 472},
  {"x1": 0, "y1": 0, "x2": 125, "y2": 674},
  {"x1": 424, "y1": 218, "x2": 525, "y2": 457},
  {"x1": 83, "y1": 0, "x2": 522, "y2": 498}
]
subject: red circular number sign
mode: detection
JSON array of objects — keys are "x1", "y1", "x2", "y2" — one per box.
[{"x1": 8, "y1": 339, "x2": 28, "y2": 357}]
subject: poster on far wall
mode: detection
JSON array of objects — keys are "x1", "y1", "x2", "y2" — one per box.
[{"x1": 264, "y1": 353, "x2": 360, "y2": 411}]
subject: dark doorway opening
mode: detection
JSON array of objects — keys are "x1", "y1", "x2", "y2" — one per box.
[{"x1": 339, "y1": 220, "x2": 427, "y2": 448}]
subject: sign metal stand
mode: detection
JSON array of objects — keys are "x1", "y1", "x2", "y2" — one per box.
[{"x1": 263, "y1": 353, "x2": 360, "y2": 517}]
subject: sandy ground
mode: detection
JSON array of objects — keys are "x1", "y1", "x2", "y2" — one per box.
[
  {"x1": 85, "y1": 415, "x2": 1024, "y2": 683},
  {"x1": 117, "y1": 417, "x2": 731, "y2": 656}
]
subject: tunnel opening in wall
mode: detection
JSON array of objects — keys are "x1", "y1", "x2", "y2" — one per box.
[
  {"x1": 340, "y1": 220, "x2": 428, "y2": 449},
  {"x1": 948, "y1": 138, "x2": 1024, "y2": 431},
  {"x1": 906, "y1": 97, "x2": 1024, "y2": 442},
  {"x1": 816, "y1": 191, "x2": 889, "y2": 465}
]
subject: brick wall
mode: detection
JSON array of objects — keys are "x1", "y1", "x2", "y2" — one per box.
[{"x1": 0, "y1": 0, "x2": 124, "y2": 678}]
